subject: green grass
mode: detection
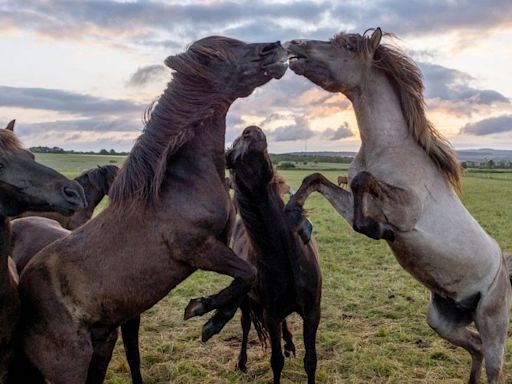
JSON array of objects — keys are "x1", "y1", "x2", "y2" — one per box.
[{"x1": 31, "y1": 155, "x2": 512, "y2": 383}]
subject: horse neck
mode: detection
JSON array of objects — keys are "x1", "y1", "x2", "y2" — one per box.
[
  {"x1": 68, "y1": 186, "x2": 105, "y2": 227},
  {"x1": 351, "y1": 71, "x2": 410, "y2": 151},
  {"x1": 147, "y1": 78, "x2": 231, "y2": 178},
  {"x1": 234, "y1": 179, "x2": 291, "y2": 261}
]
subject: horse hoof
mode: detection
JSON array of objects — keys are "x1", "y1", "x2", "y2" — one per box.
[
  {"x1": 284, "y1": 345, "x2": 296, "y2": 358},
  {"x1": 236, "y1": 362, "x2": 248, "y2": 373},
  {"x1": 201, "y1": 319, "x2": 220, "y2": 342},
  {"x1": 382, "y1": 225, "x2": 395, "y2": 242},
  {"x1": 298, "y1": 218, "x2": 313, "y2": 244},
  {"x1": 184, "y1": 298, "x2": 207, "y2": 320}
]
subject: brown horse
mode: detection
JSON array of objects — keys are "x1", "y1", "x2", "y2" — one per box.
[
  {"x1": 18, "y1": 37, "x2": 287, "y2": 383},
  {"x1": 337, "y1": 175, "x2": 348, "y2": 189},
  {"x1": 10, "y1": 165, "x2": 119, "y2": 272},
  {"x1": 9, "y1": 164, "x2": 143, "y2": 383},
  {"x1": 226, "y1": 126, "x2": 322, "y2": 384},
  {"x1": 0, "y1": 120, "x2": 85, "y2": 383},
  {"x1": 16, "y1": 165, "x2": 119, "y2": 230}
]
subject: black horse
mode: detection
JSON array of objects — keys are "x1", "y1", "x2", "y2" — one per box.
[{"x1": 226, "y1": 126, "x2": 322, "y2": 384}]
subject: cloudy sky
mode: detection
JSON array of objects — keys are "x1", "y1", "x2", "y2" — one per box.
[{"x1": 1, "y1": 0, "x2": 512, "y2": 153}]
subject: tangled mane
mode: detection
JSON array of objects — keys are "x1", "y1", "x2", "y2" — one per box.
[
  {"x1": 0, "y1": 129, "x2": 23, "y2": 155},
  {"x1": 332, "y1": 31, "x2": 461, "y2": 191},
  {"x1": 109, "y1": 36, "x2": 245, "y2": 211}
]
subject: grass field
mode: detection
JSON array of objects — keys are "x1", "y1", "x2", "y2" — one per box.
[{"x1": 32, "y1": 154, "x2": 512, "y2": 383}]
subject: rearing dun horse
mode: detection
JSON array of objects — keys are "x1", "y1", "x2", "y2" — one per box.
[
  {"x1": 18, "y1": 36, "x2": 288, "y2": 384},
  {"x1": 285, "y1": 29, "x2": 511, "y2": 383}
]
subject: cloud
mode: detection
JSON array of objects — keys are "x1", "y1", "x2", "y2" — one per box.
[
  {"x1": 323, "y1": 122, "x2": 354, "y2": 140},
  {"x1": 332, "y1": 0, "x2": 512, "y2": 37},
  {"x1": 268, "y1": 116, "x2": 314, "y2": 142},
  {"x1": 0, "y1": 86, "x2": 144, "y2": 117},
  {"x1": 16, "y1": 117, "x2": 142, "y2": 136},
  {"x1": 417, "y1": 63, "x2": 510, "y2": 116},
  {"x1": 459, "y1": 115, "x2": 512, "y2": 136},
  {"x1": 127, "y1": 65, "x2": 168, "y2": 87},
  {"x1": 420, "y1": 63, "x2": 509, "y2": 105}
]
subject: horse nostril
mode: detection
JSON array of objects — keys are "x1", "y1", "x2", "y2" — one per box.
[{"x1": 62, "y1": 185, "x2": 85, "y2": 208}]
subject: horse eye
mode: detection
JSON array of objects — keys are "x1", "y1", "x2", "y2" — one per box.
[
  {"x1": 345, "y1": 43, "x2": 354, "y2": 52},
  {"x1": 0, "y1": 163, "x2": 4, "y2": 169}
]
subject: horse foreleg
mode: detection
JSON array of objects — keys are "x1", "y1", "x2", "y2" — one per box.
[
  {"x1": 184, "y1": 238, "x2": 255, "y2": 319},
  {"x1": 285, "y1": 173, "x2": 353, "y2": 243},
  {"x1": 350, "y1": 171, "x2": 423, "y2": 241},
  {"x1": 266, "y1": 316, "x2": 284, "y2": 384},
  {"x1": 86, "y1": 327, "x2": 118, "y2": 384},
  {"x1": 121, "y1": 316, "x2": 143, "y2": 384},
  {"x1": 302, "y1": 308, "x2": 320, "y2": 384},
  {"x1": 236, "y1": 300, "x2": 252, "y2": 372},
  {"x1": 282, "y1": 319, "x2": 295, "y2": 357}
]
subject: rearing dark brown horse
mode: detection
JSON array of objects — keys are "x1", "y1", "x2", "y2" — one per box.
[
  {"x1": 227, "y1": 126, "x2": 322, "y2": 384},
  {"x1": 18, "y1": 37, "x2": 287, "y2": 383}
]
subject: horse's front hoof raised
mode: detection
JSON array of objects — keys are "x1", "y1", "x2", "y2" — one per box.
[
  {"x1": 184, "y1": 297, "x2": 207, "y2": 320},
  {"x1": 382, "y1": 224, "x2": 395, "y2": 242},
  {"x1": 285, "y1": 202, "x2": 312, "y2": 244},
  {"x1": 297, "y1": 218, "x2": 313, "y2": 244},
  {"x1": 201, "y1": 318, "x2": 221, "y2": 342}
]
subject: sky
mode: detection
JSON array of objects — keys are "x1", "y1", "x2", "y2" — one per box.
[{"x1": 1, "y1": 0, "x2": 512, "y2": 153}]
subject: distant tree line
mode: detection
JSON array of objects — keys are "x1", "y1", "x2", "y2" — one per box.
[
  {"x1": 270, "y1": 154, "x2": 354, "y2": 164},
  {"x1": 30, "y1": 146, "x2": 129, "y2": 156},
  {"x1": 461, "y1": 160, "x2": 512, "y2": 169}
]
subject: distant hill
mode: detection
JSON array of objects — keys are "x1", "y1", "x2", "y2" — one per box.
[
  {"x1": 272, "y1": 149, "x2": 512, "y2": 164},
  {"x1": 456, "y1": 149, "x2": 512, "y2": 162}
]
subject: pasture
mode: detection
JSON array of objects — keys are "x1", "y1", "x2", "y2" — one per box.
[{"x1": 34, "y1": 154, "x2": 512, "y2": 383}]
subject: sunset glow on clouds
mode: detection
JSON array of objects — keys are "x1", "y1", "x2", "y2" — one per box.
[{"x1": 1, "y1": 0, "x2": 511, "y2": 152}]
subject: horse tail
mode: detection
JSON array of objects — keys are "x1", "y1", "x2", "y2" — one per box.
[
  {"x1": 246, "y1": 298, "x2": 268, "y2": 347},
  {"x1": 504, "y1": 251, "x2": 512, "y2": 285}
]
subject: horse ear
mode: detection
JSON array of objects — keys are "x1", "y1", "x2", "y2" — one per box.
[
  {"x1": 370, "y1": 28, "x2": 382, "y2": 54},
  {"x1": 5, "y1": 120, "x2": 15, "y2": 131}
]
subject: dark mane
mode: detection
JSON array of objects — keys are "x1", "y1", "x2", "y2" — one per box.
[
  {"x1": 0, "y1": 130, "x2": 23, "y2": 154},
  {"x1": 76, "y1": 165, "x2": 119, "y2": 194},
  {"x1": 332, "y1": 31, "x2": 462, "y2": 191},
  {"x1": 109, "y1": 37, "x2": 244, "y2": 210}
]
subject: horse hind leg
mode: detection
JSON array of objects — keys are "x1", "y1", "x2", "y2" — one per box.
[
  {"x1": 236, "y1": 300, "x2": 251, "y2": 373},
  {"x1": 474, "y1": 266, "x2": 512, "y2": 384},
  {"x1": 302, "y1": 309, "x2": 320, "y2": 384},
  {"x1": 427, "y1": 294, "x2": 482, "y2": 384}
]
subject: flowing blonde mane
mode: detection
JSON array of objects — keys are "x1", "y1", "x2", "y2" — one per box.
[{"x1": 332, "y1": 31, "x2": 462, "y2": 191}]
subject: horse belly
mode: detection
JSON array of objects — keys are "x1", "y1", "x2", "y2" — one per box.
[{"x1": 391, "y1": 210, "x2": 501, "y2": 300}]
